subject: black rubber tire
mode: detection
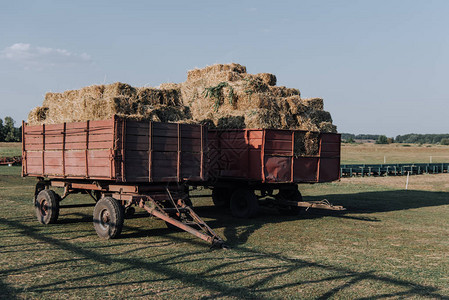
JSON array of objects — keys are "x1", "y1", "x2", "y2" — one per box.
[
  {"x1": 93, "y1": 197, "x2": 124, "y2": 239},
  {"x1": 277, "y1": 189, "x2": 303, "y2": 216},
  {"x1": 124, "y1": 206, "x2": 135, "y2": 219},
  {"x1": 230, "y1": 188, "x2": 259, "y2": 218},
  {"x1": 35, "y1": 190, "x2": 60, "y2": 225},
  {"x1": 165, "y1": 198, "x2": 193, "y2": 231},
  {"x1": 212, "y1": 188, "x2": 232, "y2": 208}
]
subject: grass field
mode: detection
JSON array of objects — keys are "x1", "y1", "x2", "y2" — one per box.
[
  {"x1": 341, "y1": 143, "x2": 449, "y2": 164},
  {"x1": 1, "y1": 143, "x2": 449, "y2": 298},
  {"x1": 0, "y1": 142, "x2": 21, "y2": 157}
]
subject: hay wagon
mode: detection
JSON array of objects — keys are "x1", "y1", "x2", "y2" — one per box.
[
  {"x1": 22, "y1": 116, "x2": 225, "y2": 247},
  {"x1": 22, "y1": 116, "x2": 342, "y2": 247},
  {"x1": 205, "y1": 129, "x2": 343, "y2": 218},
  {"x1": 0, "y1": 156, "x2": 22, "y2": 166}
]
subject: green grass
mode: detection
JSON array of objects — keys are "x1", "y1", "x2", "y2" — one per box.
[
  {"x1": 1, "y1": 164, "x2": 449, "y2": 299},
  {"x1": 341, "y1": 143, "x2": 449, "y2": 164},
  {"x1": 0, "y1": 142, "x2": 21, "y2": 157}
]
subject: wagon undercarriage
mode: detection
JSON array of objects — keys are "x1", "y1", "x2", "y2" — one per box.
[{"x1": 34, "y1": 179, "x2": 227, "y2": 248}]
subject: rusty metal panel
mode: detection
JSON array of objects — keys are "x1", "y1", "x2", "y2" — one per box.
[
  {"x1": 317, "y1": 133, "x2": 341, "y2": 182},
  {"x1": 264, "y1": 156, "x2": 292, "y2": 182},
  {"x1": 263, "y1": 131, "x2": 292, "y2": 156},
  {"x1": 318, "y1": 158, "x2": 340, "y2": 182},
  {"x1": 293, "y1": 157, "x2": 319, "y2": 182},
  {"x1": 207, "y1": 129, "x2": 262, "y2": 180},
  {"x1": 207, "y1": 128, "x2": 341, "y2": 184},
  {"x1": 319, "y1": 133, "x2": 341, "y2": 157},
  {"x1": 248, "y1": 149, "x2": 262, "y2": 180},
  {"x1": 248, "y1": 130, "x2": 263, "y2": 149}
]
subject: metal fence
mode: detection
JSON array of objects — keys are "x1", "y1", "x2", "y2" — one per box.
[{"x1": 341, "y1": 163, "x2": 449, "y2": 177}]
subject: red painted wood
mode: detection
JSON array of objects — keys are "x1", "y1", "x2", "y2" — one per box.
[
  {"x1": 207, "y1": 129, "x2": 341, "y2": 183},
  {"x1": 23, "y1": 117, "x2": 207, "y2": 183}
]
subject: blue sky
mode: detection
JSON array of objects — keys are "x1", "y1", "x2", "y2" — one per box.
[{"x1": 1, "y1": 0, "x2": 448, "y2": 136}]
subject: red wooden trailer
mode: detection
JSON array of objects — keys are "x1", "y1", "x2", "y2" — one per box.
[
  {"x1": 205, "y1": 129, "x2": 343, "y2": 217},
  {"x1": 22, "y1": 116, "x2": 225, "y2": 247},
  {"x1": 22, "y1": 116, "x2": 343, "y2": 247},
  {"x1": 0, "y1": 156, "x2": 22, "y2": 165}
]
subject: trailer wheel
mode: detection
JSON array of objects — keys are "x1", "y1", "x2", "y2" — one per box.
[
  {"x1": 277, "y1": 189, "x2": 303, "y2": 216},
  {"x1": 35, "y1": 190, "x2": 60, "y2": 224},
  {"x1": 93, "y1": 197, "x2": 124, "y2": 239},
  {"x1": 124, "y1": 206, "x2": 135, "y2": 219},
  {"x1": 212, "y1": 188, "x2": 231, "y2": 208},
  {"x1": 230, "y1": 188, "x2": 259, "y2": 218}
]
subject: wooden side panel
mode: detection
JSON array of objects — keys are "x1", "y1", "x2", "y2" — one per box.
[
  {"x1": 124, "y1": 121, "x2": 149, "y2": 181},
  {"x1": 23, "y1": 119, "x2": 115, "y2": 179},
  {"x1": 123, "y1": 120, "x2": 206, "y2": 182}
]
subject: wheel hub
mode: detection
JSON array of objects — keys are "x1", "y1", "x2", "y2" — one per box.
[
  {"x1": 99, "y1": 209, "x2": 110, "y2": 230},
  {"x1": 39, "y1": 199, "x2": 48, "y2": 216}
]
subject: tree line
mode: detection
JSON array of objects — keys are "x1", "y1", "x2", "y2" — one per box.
[
  {"x1": 0, "y1": 117, "x2": 22, "y2": 142},
  {"x1": 342, "y1": 133, "x2": 449, "y2": 145}
]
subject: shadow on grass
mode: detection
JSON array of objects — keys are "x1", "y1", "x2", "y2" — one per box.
[
  {"x1": 47, "y1": 189, "x2": 449, "y2": 248},
  {"x1": 305, "y1": 189, "x2": 449, "y2": 214},
  {"x1": 2, "y1": 189, "x2": 447, "y2": 297},
  {"x1": 0, "y1": 278, "x2": 18, "y2": 300},
  {"x1": 1, "y1": 194, "x2": 449, "y2": 300},
  {"x1": 0, "y1": 186, "x2": 449, "y2": 299}
]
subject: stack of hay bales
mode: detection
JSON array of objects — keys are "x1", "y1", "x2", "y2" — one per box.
[
  {"x1": 28, "y1": 63, "x2": 336, "y2": 134},
  {"x1": 28, "y1": 82, "x2": 190, "y2": 125},
  {"x1": 163, "y1": 63, "x2": 336, "y2": 132}
]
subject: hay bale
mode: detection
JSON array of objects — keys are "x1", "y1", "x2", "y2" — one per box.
[
  {"x1": 187, "y1": 63, "x2": 246, "y2": 82},
  {"x1": 302, "y1": 98, "x2": 324, "y2": 110},
  {"x1": 217, "y1": 115, "x2": 245, "y2": 129},
  {"x1": 27, "y1": 107, "x2": 48, "y2": 124},
  {"x1": 269, "y1": 86, "x2": 300, "y2": 98},
  {"x1": 318, "y1": 122, "x2": 337, "y2": 133},
  {"x1": 256, "y1": 73, "x2": 276, "y2": 86},
  {"x1": 294, "y1": 131, "x2": 320, "y2": 156},
  {"x1": 159, "y1": 83, "x2": 181, "y2": 90},
  {"x1": 27, "y1": 63, "x2": 337, "y2": 148}
]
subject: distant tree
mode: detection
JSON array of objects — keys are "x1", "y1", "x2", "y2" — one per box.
[
  {"x1": 347, "y1": 137, "x2": 355, "y2": 143},
  {"x1": 356, "y1": 134, "x2": 380, "y2": 140},
  {"x1": 441, "y1": 138, "x2": 449, "y2": 145},
  {"x1": 4, "y1": 116, "x2": 19, "y2": 142},
  {"x1": 0, "y1": 118, "x2": 4, "y2": 142},
  {"x1": 395, "y1": 133, "x2": 449, "y2": 144},
  {"x1": 387, "y1": 137, "x2": 394, "y2": 144},
  {"x1": 340, "y1": 133, "x2": 355, "y2": 142},
  {"x1": 376, "y1": 135, "x2": 388, "y2": 144},
  {"x1": 16, "y1": 125, "x2": 22, "y2": 142}
]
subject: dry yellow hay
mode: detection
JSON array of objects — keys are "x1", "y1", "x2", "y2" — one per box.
[{"x1": 27, "y1": 63, "x2": 337, "y2": 145}]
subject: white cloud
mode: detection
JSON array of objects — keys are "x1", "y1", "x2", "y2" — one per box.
[{"x1": 1, "y1": 43, "x2": 92, "y2": 69}]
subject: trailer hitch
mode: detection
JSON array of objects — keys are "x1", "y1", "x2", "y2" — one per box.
[{"x1": 138, "y1": 197, "x2": 228, "y2": 249}]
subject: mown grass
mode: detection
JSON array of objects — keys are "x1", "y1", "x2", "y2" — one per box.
[
  {"x1": 0, "y1": 142, "x2": 21, "y2": 157},
  {"x1": 341, "y1": 143, "x2": 449, "y2": 164},
  {"x1": 1, "y1": 163, "x2": 449, "y2": 299}
]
